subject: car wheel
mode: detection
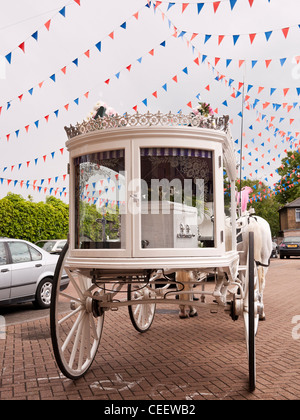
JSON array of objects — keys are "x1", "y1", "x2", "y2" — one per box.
[{"x1": 34, "y1": 278, "x2": 53, "y2": 309}]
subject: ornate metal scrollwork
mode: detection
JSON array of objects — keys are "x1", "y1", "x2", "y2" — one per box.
[{"x1": 64, "y1": 111, "x2": 230, "y2": 139}]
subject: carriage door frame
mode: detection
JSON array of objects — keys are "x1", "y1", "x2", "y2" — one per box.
[{"x1": 130, "y1": 134, "x2": 226, "y2": 258}]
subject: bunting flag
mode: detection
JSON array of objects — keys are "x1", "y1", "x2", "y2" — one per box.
[
  {"x1": 1, "y1": 148, "x2": 65, "y2": 174},
  {"x1": 0, "y1": 2, "x2": 151, "y2": 115},
  {"x1": 154, "y1": 0, "x2": 272, "y2": 14},
  {"x1": 0, "y1": 176, "x2": 68, "y2": 198},
  {"x1": 0, "y1": 90, "x2": 90, "y2": 142},
  {"x1": 4, "y1": 0, "x2": 81, "y2": 65}
]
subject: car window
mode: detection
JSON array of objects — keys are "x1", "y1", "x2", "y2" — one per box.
[
  {"x1": 29, "y1": 245, "x2": 42, "y2": 261},
  {"x1": 0, "y1": 243, "x2": 7, "y2": 265},
  {"x1": 8, "y1": 242, "x2": 31, "y2": 264}
]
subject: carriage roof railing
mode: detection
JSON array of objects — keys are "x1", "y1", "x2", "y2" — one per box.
[
  {"x1": 64, "y1": 111, "x2": 237, "y2": 181},
  {"x1": 64, "y1": 111, "x2": 230, "y2": 139}
]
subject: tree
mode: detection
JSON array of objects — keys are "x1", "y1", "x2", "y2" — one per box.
[
  {"x1": 237, "y1": 180, "x2": 281, "y2": 238},
  {"x1": 274, "y1": 150, "x2": 300, "y2": 205},
  {"x1": 0, "y1": 193, "x2": 69, "y2": 242}
]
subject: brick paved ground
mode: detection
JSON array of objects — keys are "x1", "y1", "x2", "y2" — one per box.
[{"x1": 1, "y1": 258, "x2": 300, "y2": 401}]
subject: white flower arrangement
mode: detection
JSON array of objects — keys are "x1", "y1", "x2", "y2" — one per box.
[{"x1": 85, "y1": 101, "x2": 117, "y2": 122}]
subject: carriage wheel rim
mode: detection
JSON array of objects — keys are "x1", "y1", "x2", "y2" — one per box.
[
  {"x1": 128, "y1": 283, "x2": 156, "y2": 332},
  {"x1": 50, "y1": 244, "x2": 104, "y2": 379}
]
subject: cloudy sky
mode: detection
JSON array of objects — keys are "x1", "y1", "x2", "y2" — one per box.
[{"x1": 0, "y1": 0, "x2": 300, "y2": 203}]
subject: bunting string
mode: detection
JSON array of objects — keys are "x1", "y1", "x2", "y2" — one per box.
[
  {"x1": 0, "y1": 176, "x2": 68, "y2": 198},
  {"x1": 0, "y1": 1, "x2": 152, "y2": 116},
  {"x1": 3, "y1": 0, "x2": 81, "y2": 65},
  {"x1": 1, "y1": 147, "x2": 66, "y2": 174}
]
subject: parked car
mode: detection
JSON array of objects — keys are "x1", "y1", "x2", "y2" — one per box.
[
  {"x1": 279, "y1": 236, "x2": 300, "y2": 259},
  {"x1": 0, "y1": 238, "x2": 68, "y2": 308},
  {"x1": 271, "y1": 242, "x2": 279, "y2": 258},
  {"x1": 35, "y1": 239, "x2": 67, "y2": 254}
]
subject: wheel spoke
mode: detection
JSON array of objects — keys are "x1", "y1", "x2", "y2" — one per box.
[{"x1": 50, "y1": 242, "x2": 104, "y2": 379}]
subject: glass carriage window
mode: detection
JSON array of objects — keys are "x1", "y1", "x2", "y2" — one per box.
[
  {"x1": 74, "y1": 150, "x2": 126, "y2": 249},
  {"x1": 140, "y1": 147, "x2": 215, "y2": 249}
]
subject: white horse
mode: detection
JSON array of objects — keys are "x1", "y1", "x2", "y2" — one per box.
[{"x1": 237, "y1": 213, "x2": 272, "y2": 320}]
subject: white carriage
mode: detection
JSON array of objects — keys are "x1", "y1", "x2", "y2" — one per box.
[{"x1": 50, "y1": 111, "x2": 260, "y2": 391}]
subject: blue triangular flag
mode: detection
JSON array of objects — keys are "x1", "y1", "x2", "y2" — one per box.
[
  {"x1": 50, "y1": 74, "x2": 56, "y2": 82},
  {"x1": 72, "y1": 58, "x2": 78, "y2": 66},
  {"x1": 230, "y1": 0, "x2": 237, "y2": 10},
  {"x1": 120, "y1": 22, "x2": 126, "y2": 30},
  {"x1": 233, "y1": 35, "x2": 240, "y2": 45},
  {"x1": 59, "y1": 7, "x2": 66, "y2": 17},
  {"x1": 197, "y1": 3, "x2": 204, "y2": 14},
  {"x1": 167, "y1": 3, "x2": 175, "y2": 11},
  {"x1": 95, "y1": 41, "x2": 101, "y2": 52},
  {"x1": 265, "y1": 31, "x2": 272, "y2": 41},
  {"x1": 142, "y1": 98, "x2": 148, "y2": 107},
  {"x1": 31, "y1": 31, "x2": 38, "y2": 41},
  {"x1": 5, "y1": 53, "x2": 12, "y2": 64},
  {"x1": 204, "y1": 34, "x2": 211, "y2": 43}
]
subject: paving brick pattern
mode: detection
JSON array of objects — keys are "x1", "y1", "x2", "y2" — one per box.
[{"x1": 1, "y1": 258, "x2": 300, "y2": 400}]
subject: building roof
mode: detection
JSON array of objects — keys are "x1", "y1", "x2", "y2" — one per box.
[{"x1": 280, "y1": 197, "x2": 300, "y2": 209}]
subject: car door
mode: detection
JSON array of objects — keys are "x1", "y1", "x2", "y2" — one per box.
[
  {"x1": 0, "y1": 242, "x2": 11, "y2": 302},
  {"x1": 7, "y1": 241, "x2": 44, "y2": 300}
]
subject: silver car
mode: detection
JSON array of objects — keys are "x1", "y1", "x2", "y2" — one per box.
[
  {"x1": 0, "y1": 238, "x2": 68, "y2": 309},
  {"x1": 35, "y1": 239, "x2": 67, "y2": 255}
]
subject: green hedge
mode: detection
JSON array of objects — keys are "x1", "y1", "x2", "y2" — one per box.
[{"x1": 0, "y1": 193, "x2": 69, "y2": 243}]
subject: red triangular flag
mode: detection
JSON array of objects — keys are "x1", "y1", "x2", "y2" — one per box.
[
  {"x1": 44, "y1": 115, "x2": 49, "y2": 122},
  {"x1": 84, "y1": 50, "x2": 90, "y2": 58},
  {"x1": 126, "y1": 64, "x2": 131, "y2": 71},
  {"x1": 282, "y1": 27, "x2": 290, "y2": 39},
  {"x1": 6, "y1": 134, "x2": 10, "y2": 142},
  {"x1": 218, "y1": 35, "x2": 225, "y2": 45},
  {"x1": 43, "y1": 155, "x2": 47, "y2": 162},
  {"x1": 18, "y1": 42, "x2": 25, "y2": 53},
  {"x1": 215, "y1": 57, "x2": 221, "y2": 66},
  {"x1": 38, "y1": 81, "x2": 44, "y2": 88},
  {"x1": 191, "y1": 33, "x2": 198, "y2": 41},
  {"x1": 205, "y1": 85, "x2": 210, "y2": 91},
  {"x1": 213, "y1": 1, "x2": 221, "y2": 13},
  {"x1": 152, "y1": 91, "x2": 158, "y2": 98},
  {"x1": 133, "y1": 12, "x2": 139, "y2": 20},
  {"x1": 265, "y1": 59, "x2": 272, "y2": 68},
  {"x1": 84, "y1": 91, "x2": 89, "y2": 98},
  {"x1": 249, "y1": 33, "x2": 256, "y2": 44},
  {"x1": 64, "y1": 104, "x2": 69, "y2": 111},
  {"x1": 18, "y1": 94, "x2": 23, "y2": 101},
  {"x1": 104, "y1": 79, "x2": 110, "y2": 85},
  {"x1": 194, "y1": 57, "x2": 199, "y2": 65},
  {"x1": 73, "y1": 0, "x2": 80, "y2": 5},
  {"x1": 248, "y1": 0, "x2": 254, "y2": 7},
  {"x1": 283, "y1": 88, "x2": 289, "y2": 96},
  {"x1": 44, "y1": 20, "x2": 51, "y2": 31},
  {"x1": 61, "y1": 66, "x2": 67, "y2": 74},
  {"x1": 172, "y1": 75, "x2": 178, "y2": 83},
  {"x1": 149, "y1": 49, "x2": 154, "y2": 56},
  {"x1": 182, "y1": 3, "x2": 189, "y2": 13},
  {"x1": 25, "y1": 125, "x2": 30, "y2": 133},
  {"x1": 187, "y1": 101, "x2": 192, "y2": 108},
  {"x1": 133, "y1": 105, "x2": 138, "y2": 112},
  {"x1": 109, "y1": 31, "x2": 114, "y2": 40}
]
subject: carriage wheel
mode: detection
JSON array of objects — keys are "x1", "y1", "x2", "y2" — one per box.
[
  {"x1": 50, "y1": 243, "x2": 104, "y2": 380},
  {"x1": 243, "y1": 232, "x2": 256, "y2": 392},
  {"x1": 128, "y1": 282, "x2": 156, "y2": 333}
]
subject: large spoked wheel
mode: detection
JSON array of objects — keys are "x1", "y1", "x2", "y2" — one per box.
[
  {"x1": 128, "y1": 282, "x2": 156, "y2": 333},
  {"x1": 243, "y1": 232, "x2": 256, "y2": 392},
  {"x1": 50, "y1": 243, "x2": 104, "y2": 380}
]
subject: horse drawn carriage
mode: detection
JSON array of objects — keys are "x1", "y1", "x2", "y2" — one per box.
[{"x1": 50, "y1": 109, "x2": 272, "y2": 392}]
